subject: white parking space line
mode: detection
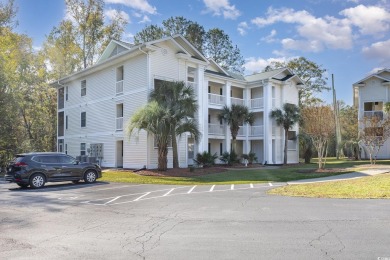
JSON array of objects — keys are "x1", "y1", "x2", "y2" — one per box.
[
  {"x1": 209, "y1": 185, "x2": 215, "y2": 192},
  {"x1": 163, "y1": 188, "x2": 175, "y2": 197},
  {"x1": 134, "y1": 192, "x2": 151, "y2": 201},
  {"x1": 104, "y1": 196, "x2": 122, "y2": 205},
  {"x1": 187, "y1": 185, "x2": 197, "y2": 194},
  {"x1": 231, "y1": 184, "x2": 234, "y2": 190},
  {"x1": 268, "y1": 182, "x2": 273, "y2": 186},
  {"x1": 250, "y1": 183, "x2": 254, "y2": 188}
]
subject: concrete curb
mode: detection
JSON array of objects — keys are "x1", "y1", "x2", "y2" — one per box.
[{"x1": 287, "y1": 169, "x2": 390, "y2": 185}]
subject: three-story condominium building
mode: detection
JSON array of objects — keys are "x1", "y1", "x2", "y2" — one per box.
[
  {"x1": 53, "y1": 35, "x2": 304, "y2": 168},
  {"x1": 353, "y1": 68, "x2": 390, "y2": 159}
]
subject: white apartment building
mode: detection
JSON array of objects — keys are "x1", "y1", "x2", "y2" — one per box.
[
  {"x1": 353, "y1": 68, "x2": 390, "y2": 159},
  {"x1": 53, "y1": 35, "x2": 304, "y2": 169}
]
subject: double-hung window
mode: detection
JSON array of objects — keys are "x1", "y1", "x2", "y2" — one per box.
[
  {"x1": 81, "y1": 112, "x2": 86, "y2": 127},
  {"x1": 81, "y1": 80, "x2": 86, "y2": 96}
]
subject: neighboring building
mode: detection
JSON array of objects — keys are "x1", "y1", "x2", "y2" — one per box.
[
  {"x1": 52, "y1": 35, "x2": 304, "y2": 169},
  {"x1": 353, "y1": 68, "x2": 390, "y2": 159}
]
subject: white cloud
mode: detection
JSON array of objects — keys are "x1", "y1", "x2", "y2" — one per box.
[
  {"x1": 237, "y1": 22, "x2": 249, "y2": 36},
  {"x1": 203, "y1": 0, "x2": 241, "y2": 20},
  {"x1": 251, "y1": 7, "x2": 353, "y2": 52},
  {"x1": 340, "y1": 5, "x2": 390, "y2": 36},
  {"x1": 105, "y1": 9, "x2": 130, "y2": 23},
  {"x1": 244, "y1": 57, "x2": 294, "y2": 74},
  {"x1": 138, "y1": 15, "x2": 151, "y2": 24},
  {"x1": 105, "y1": 0, "x2": 156, "y2": 14},
  {"x1": 261, "y1": 29, "x2": 277, "y2": 43},
  {"x1": 122, "y1": 32, "x2": 134, "y2": 42},
  {"x1": 362, "y1": 39, "x2": 390, "y2": 62}
]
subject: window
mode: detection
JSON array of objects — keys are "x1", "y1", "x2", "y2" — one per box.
[
  {"x1": 80, "y1": 143, "x2": 86, "y2": 156},
  {"x1": 220, "y1": 88, "x2": 223, "y2": 95},
  {"x1": 287, "y1": 131, "x2": 297, "y2": 150},
  {"x1": 116, "y1": 104, "x2": 124, "y2": 130},
  {"x1": 208, "y1": 143, "x2": 211, "y2": 153},
  {"x1": 220, "y1": 143, "x2": 223, "y2": 155},
  {"x1": 116, "y1": 66, "x2": 124, "y2": 95},
  {"x1": 65, "y1": 86, "x2": 68, "y2": 101},
  {"x1": 81, "y1": 80, "x2": 86, "y2": 96},
  {"x1": 58, "y1": 112, "x2": 64, "y2": 136},
  {"x1": 81, "y1": 112, "x2": 86, "y2": 127},
  {"x1": 208, "y1": 114, "x2": 210, "y2": 124},
  {"x1": 59, "y1": 155, "x2": 75, "y2": 164},
  {"x1": 65, "y1": 144, "x2": 68, "y2": 155},
  {"x1": 208, "y1": 86, "x2": 210, "y2": 93},
  {"x1": 65, "y1": 115, "x2": 68, "y2": 130}
]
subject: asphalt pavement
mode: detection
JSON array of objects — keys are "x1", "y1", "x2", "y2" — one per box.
[{"x1": 0, "y1": 172, "x2": 389, "y2": 260}]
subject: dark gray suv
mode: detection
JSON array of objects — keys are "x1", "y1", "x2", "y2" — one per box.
[{"x1": 5, "y1": 152, "x2": 102, "y2": 189}]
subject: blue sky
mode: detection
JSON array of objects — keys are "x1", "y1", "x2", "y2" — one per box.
[{"x1": 11, "y1": 0, "x2": 390, "y2": 105}]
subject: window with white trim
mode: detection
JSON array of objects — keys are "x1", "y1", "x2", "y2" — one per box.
[
  {"x1": 80, "y1": 143, "x2": 86, "y2": 156},
  {"x1": 81, "y1": 112, "x2": 86, "y2": 127},
  {"x1": 81, "y1": 80, "x2": 86, "y2": 96},
  {"x1": 287, "y1": 131, "x2": 297, "y2": 150}
]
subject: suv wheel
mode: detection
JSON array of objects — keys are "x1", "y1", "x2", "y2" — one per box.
[
  {"x1": 30, "y1": 173, "x2": 45, "y2": 189},
  {"x1": 84, "y1": 170, "x2": 97, "y2": 183}
]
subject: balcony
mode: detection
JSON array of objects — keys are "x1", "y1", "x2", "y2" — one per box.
[
  {"x1": 363, "y1": 111, "x2": 384, "y2": 120},
  {"x1": 237, "y1": 125, "x2": 246, "y2": 137},
  {"x1": 116, "y1": 80, "x2": 123, "y2": 95},
  {"x1": 209, "y1": 124, "x2": 225, "y2": 135},
  {"x1": 187, "y1": 81, "x2": 197, "y2": 89},
  {"x1": 250, "y1": 98, "x2": 264, "y2": 109},
  {"x1": 116, "y1": 117, "x2": 123, "y2": 131},
  {"x1": 249, "y1": 125, "x2": 264, "y2": 137},
  {"x1": 208, "y1": 93, "x2": 225, "y2": 106},
  {"x1": 231, "y1": 97, "x2": 245, "y2": 106}
]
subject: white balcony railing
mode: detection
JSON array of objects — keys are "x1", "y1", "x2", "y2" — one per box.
[
  {"x1": 208, "y1": 93, "x2": 225, "y2": 106},
  {"x1": 116, "y1": 80, "x2": 124, "y2": 95},
  {"x1": 249, "y1": 125, "x2": 264, "y2": 137},
  {"x1": 237, "y1": 125, "x2": 246, "y2": 136},
  {"x1": 187, "y1": 81, "x2": 197, "y2": 90},
  {"x1": 116, "y1": 117, "x2": 123, "y2": 131},
  {"x1": 208, "y1": 124, "x2": 225, "y2": 135},
  {"x1": 231, "y1": 97, "x2": 245, "y2": 106},
  {"x1": 250, "y1": 98, "x2": 264, "y2": 109},
  {"x1": 363, "y1": 111, "x2": 384, "y2": 119}
]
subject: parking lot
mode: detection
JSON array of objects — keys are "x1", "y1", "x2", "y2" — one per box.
[{"x1": 1, "y1": 180, "x2": 390, "y2": 260}]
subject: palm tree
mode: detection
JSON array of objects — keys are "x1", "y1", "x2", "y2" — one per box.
[
  {"x1": 270, "y1": 103, "x2": 301, "y2": 165},
  {"x1": 149, "y1": 81, "x2": 201, "y2": 168},
  {"x1": 218, "y1": 104, "x2": 254, "y2": 152},
  {"x1": 128, "y1": 101, "x2": 172, "y2": 171}
]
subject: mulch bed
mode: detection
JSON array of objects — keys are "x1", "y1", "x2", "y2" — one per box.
[
  {"x1": 135, "y1": 163, "x2": 265, "y2": 177},
  {"x1": 136, "y1": 167, "x2": 228, "y2": 177}
]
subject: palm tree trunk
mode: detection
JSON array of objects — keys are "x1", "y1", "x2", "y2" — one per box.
[
  {"x1": 172, "y1": 130, "x2": 179, "y2": 168},
  {"x1": 157, "y1": 145, "x2": 168, "y2": 171},
  {"x1": 284, "y1": 129, "x2": 288, "y2": 165}
]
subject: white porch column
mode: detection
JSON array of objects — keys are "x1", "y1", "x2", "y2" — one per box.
[
  {"x1": 244, "y1": 88, "x2": 251, "y2": 154},
  {"x1": 225, "y1": 82, "x2": 232, "y2": 152},
  {"x1": 196, "y1": 65, "x2": 207, "y2": 153},
  {"x1": 263, "y1": 83, "x2": 273, "y2": 164}
]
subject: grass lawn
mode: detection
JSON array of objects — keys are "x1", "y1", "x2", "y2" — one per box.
[
  {"x1": 100, "y1": 168, "x2": 348, "y2": 185},
  {"x1": 268, "y1": 173, "x2": 390, "y2": 199},
  {"x1": 100, "y1": 158, "x2": 390, "y2": 185}
]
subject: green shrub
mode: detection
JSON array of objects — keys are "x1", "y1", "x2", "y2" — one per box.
[
  {"x1": 242, "y1": 151, "x2": 258, "y2": 164},
  {"x1": 195, "y1": 151, "x2": 218, "y2": 167},
  {"x1": 220, "y1": 151, "x2": 239, "y2": 166}
]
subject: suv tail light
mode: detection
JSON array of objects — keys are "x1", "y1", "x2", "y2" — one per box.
[{"x1": 14, "y1": 162, "x2": 28, "y2": 167}]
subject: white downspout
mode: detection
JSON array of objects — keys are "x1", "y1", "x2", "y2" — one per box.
[{"x1": 138, "y1": 45, "x2": 151, "y2": 168}]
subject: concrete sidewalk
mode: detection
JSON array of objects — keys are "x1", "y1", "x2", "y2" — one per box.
[{"x1": 287, "y1": 168, "x2": 390, "y2": 185}]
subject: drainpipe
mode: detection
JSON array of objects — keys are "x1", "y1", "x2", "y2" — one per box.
[{"x1": 138, "y1": 45, "x2": 150, "y2": 168}]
